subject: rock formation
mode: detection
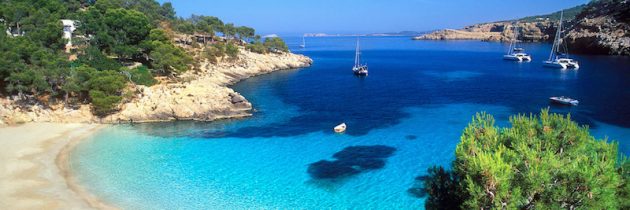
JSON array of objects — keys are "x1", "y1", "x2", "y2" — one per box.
[
  {"x1": 0, "y1": 50, "x2": 312, "y2": 125},
  {"x1": 413, "y1": 21, "x2": 556, "y2": 42},
  {"x1": 565, "y1": 0, "x2": 630, "y2": 55},
  {"x1": 413, "y1": 0, "x2": 629, "y2": 56}
]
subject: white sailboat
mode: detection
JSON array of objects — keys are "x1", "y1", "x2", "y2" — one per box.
[
  {"x1": 299, "y1": 35, "x2": 306, "y2": 48},
  {"x1": 503, "y1": 25, "x2": 531, "y2": 62},
  {"x1": 352, "y1": 38, "x2": 368, "y2": 76},
  {"x1": 543, "y1": 11, "x2": 579, "y2": 69}
]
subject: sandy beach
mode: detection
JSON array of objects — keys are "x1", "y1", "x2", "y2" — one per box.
[{"x1": 0, "y1": 123, "x2": 104, "y2": 210}]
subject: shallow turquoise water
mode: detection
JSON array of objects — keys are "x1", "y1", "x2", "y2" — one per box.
[{"x1": 70, "y1": 37, "x2": 630, "y2": 209}]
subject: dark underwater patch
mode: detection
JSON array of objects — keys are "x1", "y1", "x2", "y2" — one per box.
[
  {"x1": 405, "y1": 135, "x2": 417, "y2": 140},
  {"x1": 307, "y1": 145, "x2": 396, "y2": 180}
]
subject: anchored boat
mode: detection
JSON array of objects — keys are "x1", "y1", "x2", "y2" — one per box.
[
  {"x1": 352, "y1": 38, "x2": 368, "y2": 76},
  {"x1": 543, "y1": 10, "x2": 579, "y2": 69},
  {"x1": 334, "y1": 123, "x2": 347, "y2": 133},
  {"x1": 550, "y1": 96, "x2": 579, "y2": 106},
  {"x1": 503, "y1": 25, "x2": 532, "y2": 62}
]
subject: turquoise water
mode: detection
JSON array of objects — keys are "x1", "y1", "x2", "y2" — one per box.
[{"x1": 70, "y1": 37, "x2": 630, "y2": 209}]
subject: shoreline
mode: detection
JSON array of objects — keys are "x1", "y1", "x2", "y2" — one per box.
[
  {"x1": 1, "y1": 51, "x2": 312, "y2": 125},
  {"x1": 56, "y1": 125, "x2": 118, "y2": 210},
  {"x1": 0, "y1": 53, "x2": 312, "y2": 209},
  {"x1": 0, "y1": 123, "x2": 105, "y2": 209}
]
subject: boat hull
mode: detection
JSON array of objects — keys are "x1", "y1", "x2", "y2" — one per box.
[
  {"x1": 503, "y1": 54, "x2": 531, "y2": 62},
  {"x1": 549, "y1": 97, "x2": 579, "y2": 106},
  {"x1": 543, "y1": 61, "x2": 567, "y2": 69}
]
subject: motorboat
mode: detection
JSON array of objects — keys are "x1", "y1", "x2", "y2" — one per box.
[
  {"x1": 550, "y1": 96, "x2": 579, "y2": 106},
  {"x1": 334, "y1": 123, "x2": 347, "y2": 133}
]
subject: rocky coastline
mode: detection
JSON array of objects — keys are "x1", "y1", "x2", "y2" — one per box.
[
  {"x1": 413, "y1": 0, "x2": 629, "y2": 56},
  {"x1": 0, "y1": 50, "x2": 312, "y2": 125}
]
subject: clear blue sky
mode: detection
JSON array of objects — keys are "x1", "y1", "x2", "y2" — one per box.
[{"x1": 159, "y1": 0, "x2": 588, "y2": 36}]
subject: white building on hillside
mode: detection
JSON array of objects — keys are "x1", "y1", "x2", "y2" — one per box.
[{"x1": 61, "y1": 19, "x2": 77, "y2": 46}]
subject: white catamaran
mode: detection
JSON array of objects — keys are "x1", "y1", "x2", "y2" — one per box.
[
  {"x1": 544, "y1": 11, "x2": 579, "y2": 69},
  {"x1": 503, "y1": 25, "x2": 532, "y2": 62},
  {"x1": 352, "y1": 38, "x2": 368, "y2": 76}
]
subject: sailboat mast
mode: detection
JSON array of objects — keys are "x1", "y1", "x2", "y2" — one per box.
[
  {"x1": 508, "y1": 25, "x2": 516, "y2": 54},
  {"x1": 549, "y1": 10, "x2": 564, "y2": 61},
  {"x1": 355, "y1": 39, "x2": 360, "y2": 67}
]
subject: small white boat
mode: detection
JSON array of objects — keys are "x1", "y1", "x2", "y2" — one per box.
[
  {"x1": 550, "y1": 96, "x2": 579, "y2": 106},
  {"x1": 334, "y1": 123, "x2": 347, "y2": 133},
  {"x1": 352, "y1": 38, "x2": 368, "y2": 76},
  {"x1": 503, "y1": 26, "x2": 532, "y2": 62},
  {"x1": 544, "y1": 10, "x2": 579, "y2": 70}
]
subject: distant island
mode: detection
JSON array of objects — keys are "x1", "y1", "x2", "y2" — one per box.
[
  {"x1": 304, "y1": 31, "x2": 426, "y2": 37},
  {"x1": 412, "y1": 0, "x2": 629, "y2": 55}
]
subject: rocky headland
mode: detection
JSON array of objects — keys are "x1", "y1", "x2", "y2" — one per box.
[
  {"x1": 413, "y1": 0, "x2": 629, "y2": 55},
  {"x1": 565, "y1": 0, "x2": 630, "y2": 55},
  {"x1": 0, "y1": 50, "x2": 312, "y2": 125}
]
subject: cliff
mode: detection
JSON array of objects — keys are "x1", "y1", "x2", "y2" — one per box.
[
  {"x1": 412, "y1": 21, "x2": 555, "y2": 42},
  {"x1": 0, "y1": 50, "x2": 312, "y2": 125},
  {"x1": 565, "y1": 0, "x2": 630, "y2": 55},
  {"x1": 411, "y1": 3, "x2": 579, "y2": 42},
  {"x1": 413, "y1": 0, "x2": 630, "y2": 55}
]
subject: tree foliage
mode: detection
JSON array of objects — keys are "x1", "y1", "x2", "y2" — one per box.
[
  {"x1": 419, "y1": 109, "x2": 629, "y2": 209},
  {"x1": 0, "y1": 0, "x2": 257, "y2": 117},
  {"x1": 264, "y1": 37, "x2": 289, "y2": 52}
]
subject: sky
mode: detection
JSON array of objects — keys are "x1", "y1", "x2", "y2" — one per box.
[{"x1": 158, "y1": 0, "x2": 588, "y2": 36}]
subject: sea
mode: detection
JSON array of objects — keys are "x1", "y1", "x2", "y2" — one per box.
[{"x1": 69, "y1": 36, "x2": 630, "y2": 209}]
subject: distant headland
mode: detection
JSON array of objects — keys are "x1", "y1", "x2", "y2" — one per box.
[{"x1": 412, "y1": 0, "x2": 629, "y2": 56}]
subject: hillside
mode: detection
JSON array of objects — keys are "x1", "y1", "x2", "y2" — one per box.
[
  {"x1": 413, "y1": 0, "x2": 629, "y2": 55},
  {"x1": 515, "y1": 4, "x2": 586, "y2": 22},
  {"x1": 0, "y1": 0, "x2": 311, "y2": 125},
  {"x1": 566, "y1": 0, "x2": 630, "y2": 55}
]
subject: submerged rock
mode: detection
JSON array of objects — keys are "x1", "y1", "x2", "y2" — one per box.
[{"x1": 307, "y1": 145, "x2": 396, "y2": 180}]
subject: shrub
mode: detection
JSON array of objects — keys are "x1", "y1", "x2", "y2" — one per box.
[
  {"x1": 246, "y1": 42, "x2": 267, "y2": 54},
  {"x1": 419, "y1": 109, "x2": 628, "y2": 209},
  {"x1": 89, "y1": 90, "x2": 122, "y2": 116},
  {"x1": 126, "y1": 66, "x2": 157, "y2": 86},
  {"x1": 225, "y1": 42, "x2": 239, "y2": 58},
  {"x1": 149, "y1": 42, "x2": 192, "y2": 75},
  {"x1": 87, "y1": 70, "x2": 126, "y2": 116},
  {"x1": 263, "y1": 37, "x2": 289, "y2": 52},
  {"x1": 203, "y1": 43, "x2": 226, "y2": 63}
]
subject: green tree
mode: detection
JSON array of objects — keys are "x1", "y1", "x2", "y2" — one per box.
[
  {"x1": 87, "y1": 70, "x2": 126, "y2": 116},
  {"x1": 149, "y1": 42, "x2": 192, "y2": 74},
  {"x1": 236, "y1": 26, "x2": 255, "y2": 42},
  {"x1": 264, "y1": 37, "x2": 289, "y2": 52},
  {"x1": 421, "y1": 109, "x2": 628, "y2": 209},
  {"x1": 222, "y1": 23, "x2": 236, "y2": 39},
  {"x1": 225, "y1": 42, "x2": 239, "y2": 58}
]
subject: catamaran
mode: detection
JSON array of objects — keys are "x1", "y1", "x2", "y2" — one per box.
[
  {"x1": 544, "y1": 11, "x2": 579, "y2": 69},
  {"x1": 503, "y1": 25, "x2": 531, "y2": 62},
  {"x1": 300, "y1": 35, "x2": 306, "y2": 48},
  {"x1": 352, "y1": 38, "x2": 368, "y2": 76}
]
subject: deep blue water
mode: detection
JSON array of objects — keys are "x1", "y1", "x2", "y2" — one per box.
[{"x1": 70, "y1": 37, "x2": 630, "y2": 209}]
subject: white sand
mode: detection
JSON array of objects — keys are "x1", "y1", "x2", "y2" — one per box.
[{"x1": 0, "y1": 123, "x2": 106, "y2": 210}]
